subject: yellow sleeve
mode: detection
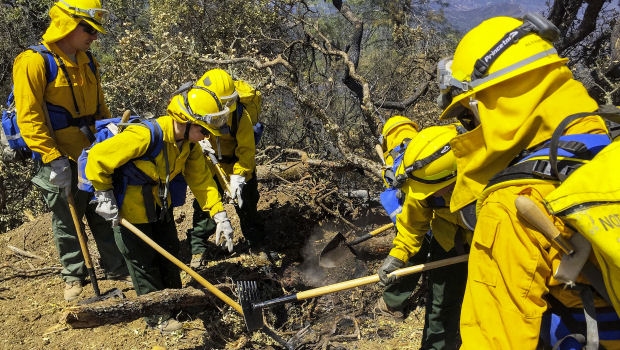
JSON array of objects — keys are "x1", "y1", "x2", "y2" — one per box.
[
  {"x1": 13, "y1": 51, "x2": 62, "y2": 163},
  {"x1": 85, "y1": 125, "x2": 152, "y2": 191},
  {"x1": 390, "y1": 196, "x2": 433, "y2": 262},
  {"x1": 233, "y1": 109, "x2": 256, "y2": 179},
  {"x1": 184, "y1": 143, "x2": 224, "y2": 216}
]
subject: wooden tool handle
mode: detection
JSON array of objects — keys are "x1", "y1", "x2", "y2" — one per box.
[
  {"x1": 375, "y1": 144, "x2": 386, "y2": 165},
  {"x1": 120, "y1": 109, "x2": 131, "y2": 123},
  {"x1": 369, "y1": 223, "x2": 394, "y2": 236},
  {"x1": 296, "y1": 254, "x2": 468, "y2": 301},
  {"x1": 515, "y1": 196, "x2": 574, "y2": 255},
  {"x1": 120, "y1": 218, "x2": 243, "y2": 314}
]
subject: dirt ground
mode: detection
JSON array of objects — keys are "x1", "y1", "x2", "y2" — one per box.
[{"x1": 0, "y1": 179, "x2": 427, "y2": 350}]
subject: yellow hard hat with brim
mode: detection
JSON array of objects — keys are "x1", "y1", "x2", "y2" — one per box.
[
  {"x1": 54, "y1": 0, "x2": 109, "y2": 34},
  {"x1": 394, "y1": 124, "x2": 461, "y2": 200},
  {"x1": 438, "y1": 13, "x2": 567, "y2": 120},
  {"x1": 167, "y1": 83, "x2": 230, "y2": 136}
]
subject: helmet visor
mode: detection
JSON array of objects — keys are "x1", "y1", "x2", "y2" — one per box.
[
  {"x1": 219, "y1": 90, "x2": 238, "y2": 109},
  {"x1": 194, "y1": 107, "x2": 230, "y2": 129}
]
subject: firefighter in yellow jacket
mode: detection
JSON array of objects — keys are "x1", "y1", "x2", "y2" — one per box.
[
  {"x1": 85, "y1": 87, "x2": 232, "y2": 332},
  {"x1": 187, "y1": 69, "x2": 263, "y2": 266},
  {"x1": 436, "y1": 13, "x2": 618, "y2": 348},
  {"x1": 377, "y1": 124, "x2": 472, "y2": 349},
  {"x1": 12, "y1": 0, "x2": 127, "y2": 302}
]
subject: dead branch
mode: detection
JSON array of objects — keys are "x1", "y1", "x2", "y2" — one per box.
[
  {"x1": 61, "y1": 286, "x2": 226, "y2": 328},
  {"x1": 0, "y1": 264, "x2": 62, "y2": 281},
  {"x1": 7, "y1": 245, "x2": 44, "y2": 260}
]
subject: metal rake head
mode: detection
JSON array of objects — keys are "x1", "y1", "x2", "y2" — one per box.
[{"x1": 236, "y1": 280, "x2": 264, "y2": 331}]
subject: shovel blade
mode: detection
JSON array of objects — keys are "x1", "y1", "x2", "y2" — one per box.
[
  {"x1": 78, "y1": 288, "x2": 125, "y2": 305},
  {"x1": 319, "y1": 232, "x2": 358, "y2": 268}
]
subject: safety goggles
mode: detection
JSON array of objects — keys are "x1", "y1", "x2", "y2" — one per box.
[
  {"x1": 219, "y1": 90, "x2": 239, "y2": 109},
  {"x1": 436, "y1": 12, "x2": 560, "y2": 111},
  {"x1": 177, "y1": 86, "x2": 230, "y2": 129},
  {"x1": 78, "y1": 22, "x2": 98, "y2": 35},
  {"x1": 58, "y1": 0, "x2": 109, "y2": 26}
]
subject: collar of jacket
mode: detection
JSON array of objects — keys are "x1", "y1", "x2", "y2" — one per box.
[{"x1": 43, "y1": 41, "x2": 91, "y2": 68}]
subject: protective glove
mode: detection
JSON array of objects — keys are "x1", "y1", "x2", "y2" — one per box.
[
  {"x1": 93, "y1": 190, "x2": 120, "y2": 226},
  {"x1": 213, "y1": 211, "x2": 234, "y2": 253},
  {"x1": 377, "y1": 255, "x2": 406, "y2": 287},
  {"x1": 198, "y1": 139, "x2": 215, "y2": 155},
  {"x1": 49, "y1": 156, "x2": 72, "y2": 188},
  {"x1": 229, "y1": 174, "x2": 246, "y2": 208}
]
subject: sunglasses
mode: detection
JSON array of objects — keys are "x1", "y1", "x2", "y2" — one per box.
[
  {"x1": 200, "y1": 126, "x2": 211, "y2": 136},
  {"x1": 79, "y1": 22, "x2": 98, "y2": 35}
]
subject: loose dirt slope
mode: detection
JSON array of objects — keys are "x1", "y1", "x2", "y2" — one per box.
[{"x1": 0, "y1": 180, "x2": 425, "y2": 349}]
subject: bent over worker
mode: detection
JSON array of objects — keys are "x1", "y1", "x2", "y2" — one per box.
[
  {"x1": 377, "y1": 124, "x2": 472, "y2": 349},
  {"x1": 85, "y1": 89, "x2": 232, "y2": 332},
  {"x1": 437, "y1": 13, "x2": 620, "y2": 349},
  {"x1": 13, "y1": 0, "x2": 127, "y2": 302},
  {"x1": 183, "y1": 69, "x2": 263, "y2": 267},
  {"x1": 374, "y1": 115, "x2": 430, "y2": 319}
]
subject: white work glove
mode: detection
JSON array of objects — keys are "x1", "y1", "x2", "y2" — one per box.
[
  {"x1": 49, "y1": 156, "x2": 72, "y2": 188},
  {"x1": 198, "y1": 139, "x2": 215, "y2": 155},
  {"x1": 93, "y1": 190, "x2": 120, "y2": 226},
  {"x1": 213, "y1": 211, "x2": 234, "y2": 253},
  {"x1": 229, "y1": 174, "x2": 246, "y2": 208}
]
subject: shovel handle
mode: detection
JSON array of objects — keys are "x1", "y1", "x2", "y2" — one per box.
[
  {"x1": 348, "y1": 223, "x2": 394, "y2": 246},
  {"x1": 375, "y1": 144, "x2": 386, "y2": 165},
  {"x1": 515, "y1": 196, "x2": 574, "y2": 255},
  {"x1": 66, "y1": 188, "x2": 101, "y2": 296},
  {"x1": 119, "y1": 218, "x2": 243, "y2": 314},
  {"x1": 254, "y1": 254, "x2": 468, "y2": 309}
]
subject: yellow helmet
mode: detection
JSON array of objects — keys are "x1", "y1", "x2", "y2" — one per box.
[
  {"x1": 380, "y1": 115, "x2": 419, "y2": 152},
  {"x1": 438, "y1": 13, "x2": 565, "y2": 120},
  {"x1": 394, "y1": 124, "x2": 461, "y2": 200},
  {"x1": 54, "y1": 0, "x2": 109, "y2": 34},
  {"x1": 196, "y1": 69, "x2": 239, "y2": 113},
  {"x1": 166, "y1": 82, "x2": 229, "y2": 135}
]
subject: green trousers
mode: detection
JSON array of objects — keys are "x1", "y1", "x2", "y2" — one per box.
[
  {"x1": 420, "y1": 238, "x2": 468, "y2": 350},
  {"x1": 32, "y1": 161, "x2": 127, "y2": 283},
  {"x1": 382, "y1": 234, "x2": 468, "y2": 350},
  {"x1": 188, "y1": 174, "x2": 263, "y2": 254},
  {"x1": 114, "y1": 211, "x2": 182, "y2": 297}
]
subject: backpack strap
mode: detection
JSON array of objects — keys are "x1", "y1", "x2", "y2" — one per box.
[
  {"x1": 549, "y1": 105, "x2": 620, "y2": 181},
  {"x1": 84, "y1": 50, "x2": 100, "y2": 116},
  {"x1": 230, "y1": 102, "x2": 243, "y2": 139},
  {"x1": 28, "y1": 44, "x2": 58, "y2": 83}
]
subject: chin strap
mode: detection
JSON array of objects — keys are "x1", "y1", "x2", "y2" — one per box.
[{"x1": 183, "y1": 122, "x2": 192, "y2": 141}]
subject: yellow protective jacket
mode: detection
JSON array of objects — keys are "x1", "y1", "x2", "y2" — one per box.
[
  {"x1": 85, "y1": 115, "x2": 224, "y2": 224},
  {"x1": 205, "y1": 107, "x2": 255, "y2": 180},
  {"x1": 390, "y1": 192, "x2": 472, "y2": 262},
  {"x1": 13, "y1": 41, "x2": 110, "y2": 163}
]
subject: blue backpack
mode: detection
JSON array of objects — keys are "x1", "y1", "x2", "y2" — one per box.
[
  {"x1": 77, "y1": 117, "x2": 188, "y2": 221},
  {"x1": 1, "y1": 44, "x2": 99, "y2": 162},
  {"x1": 380, "y1": 141, "x2": 409, "y2": 223}
]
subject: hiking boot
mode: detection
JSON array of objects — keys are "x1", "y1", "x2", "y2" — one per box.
[
  {"x1": 373, "y1": 297, "x2": 405, "y2": 320},
  {"x1": 107, "y1": 274, "x2": 133, "y2": 285},
  {"x1": 64, "y1": 281, "x2": 83, "y2": 302},
  {"x1": 190, "y1": 254, "x2": 203, "y2": 269},
  {"x1": 150, "y1": 317, "x2": 184, "y2": 333}
]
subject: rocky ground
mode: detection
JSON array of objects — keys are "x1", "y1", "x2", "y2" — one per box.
[{"x1": 0, "y1": 177, "x2": 427, "y2": 350}]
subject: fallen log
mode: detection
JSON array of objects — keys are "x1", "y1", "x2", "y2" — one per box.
[{"x1": 61, "y1": 286, "x2": 224, "y2": 328}]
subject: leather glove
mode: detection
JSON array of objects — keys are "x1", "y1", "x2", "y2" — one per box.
[
  {"x1": 198, "y1": 139, "x2": 215, "y2": 155},
  {"x1": 377, "y1": 255, "x2": 406, "y2": 287},
  {"x1": 213, "y1": 211, "x2": 234, "y2": 253},
  {"x1": 49, "y1": 156, "x2": 72, "y2": 188},
  {"x1": 229, "y1": 174, "x2": 246, "y2": 208},
  {"x1": 93, "y1": 190, "x2": 120, "y2": 226}
]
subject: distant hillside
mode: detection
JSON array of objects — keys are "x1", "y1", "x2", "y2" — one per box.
[{"x1": 442, "y1": 0, "x2": 547, "y2": 33}]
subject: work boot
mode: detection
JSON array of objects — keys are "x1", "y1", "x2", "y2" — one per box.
[
  {"x1": 64, "y1": 281, "x2": 83, "y2": 302},
  {"x1": 150, "y1": 317, "x2": 184, "y2": 333},
  {"x1": 373, "y1": 297, "x2": 405, "y2": 320},
  {"x1": 190, "y1": 254, "x2": 203, "y2": 269}
]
